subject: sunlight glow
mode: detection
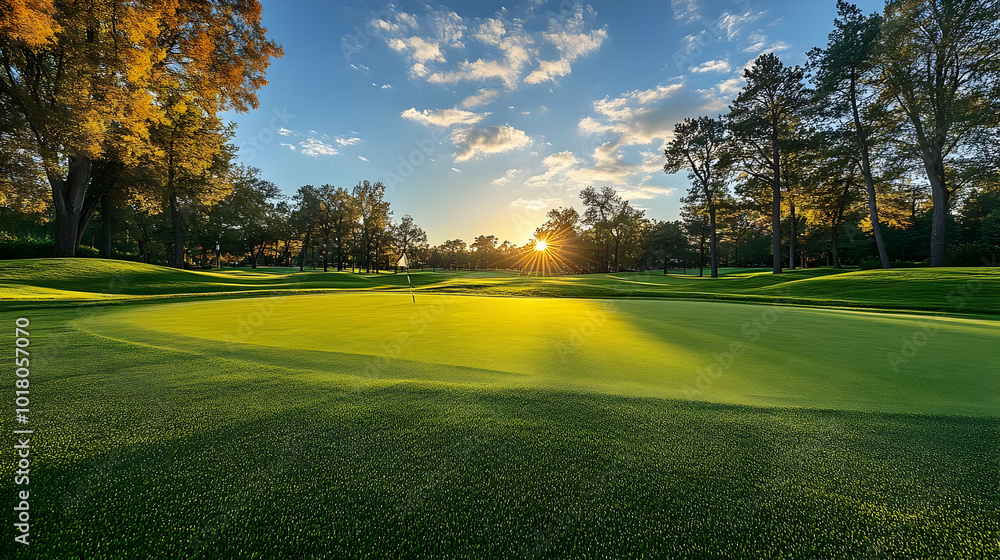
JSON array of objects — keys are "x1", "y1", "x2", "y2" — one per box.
[{"x1": 535, "y1": 240, "x2": 548, "y2": 252}]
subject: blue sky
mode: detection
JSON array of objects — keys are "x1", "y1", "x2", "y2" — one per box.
[{"x1": 227, "y1": 0, "x2": 883, "y2": 245}]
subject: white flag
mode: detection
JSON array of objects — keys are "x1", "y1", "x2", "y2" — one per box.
[{"x1": 396, "y1": 253, "x2": 408, "y2": 268}]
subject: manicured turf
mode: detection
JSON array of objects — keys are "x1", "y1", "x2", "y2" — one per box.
[
  {"x1": 1, "y1": 259, "x2": 998, "y2": 558},
  {"x1": 78, "y1": 293, "x2": 999, "y2": 416},
  {"x1": 2, "y1": 258, "x2": 999, "y2": 315}
]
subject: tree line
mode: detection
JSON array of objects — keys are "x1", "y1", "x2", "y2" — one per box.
[{"x1": 664, "y1": 0, "x2": 1000, "y2": 276}]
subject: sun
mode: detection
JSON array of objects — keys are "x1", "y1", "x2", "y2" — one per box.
[{"x1": 535, "y1": 240, "x2": 548, "y2": 251}]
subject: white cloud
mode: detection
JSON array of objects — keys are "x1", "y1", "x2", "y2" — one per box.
[
  {"x1": 280, "y1": 143, "x2": 296, "y2": 150},
  {"x1": 474, "y1": 18, "x2": 505, "y2": 46},
  {"x1": 461, "y1": 88, "x2": 499, "y2": 109},
  {"x1": 617, "y1": 185, "x2": 676, "y2": 200},
  {"x1": 524, "y1": 8, "x2": 607, "y2": 85},
  {"x1": 373, "y1": 4, "x2": 606, "y2": 91},
  {"x1": 716, "y1": 10, "x2": 764, "y2": 41},
  {"x1": 491, "y1": 168, "x2": 521, "y2": 185},
  {"x1": 401, "y1": 107, "x2": 489, "y2": 127},
  {"x1": 743, "y1": 33, "x2": 768, "y2": 53},
  {"x1": 381, "y1": 84, "x2": 395, "y2": 90},
  {"x1": 335, "y1": 137, "x2": 361, "y2": 146},
  {"x1": 510, "y1": 197, "x2": 564, "y2": 211},
  {"x1": 451, "y1": 167, "x2": 462, "y2": 172},
  {"x1": 452, "y1": 125, "x2": 531, "y2": 162},
  {"x1": 358, "y1": 156, "x2": 369, "y2": 162},
  {"x1": 524, "y1": 144, "x2": 675, "y2": 199},
  {"x1": 428, "y1": 55, "x2": 525, "y2": 90},
  {"x1": 525, "y1": 150, "x2": 581, "y2": 187},
  {"x1": 299, "y1": 138, "x2": 339, "y2": 157},
  {"x1": 691, "y1": 59, "x2": 730, "y2": 73},
  {"x1": 277, "y1": 128, "x2": 292, "y2": 136},
  {"x1": 389, "y1": 35, "x2": 445, "y2": 63},
  {"x1": 579, "y1": 83, "x2": 698, "y2": 148},
  {"x1": 671, "y1": 0, "x2": 701, "y2": 24}
]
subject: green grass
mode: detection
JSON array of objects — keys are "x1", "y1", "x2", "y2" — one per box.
[
  {"x1": 2, "y1": 259, "x2": 999, "y2": 316},
  {"x1": 1, "y1": 259, "x2": 998, "y2": 558}
]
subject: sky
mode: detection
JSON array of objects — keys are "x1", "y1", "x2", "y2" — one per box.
[{"x1": 227, "y1": 0, "x2": 884, "y2": 246}]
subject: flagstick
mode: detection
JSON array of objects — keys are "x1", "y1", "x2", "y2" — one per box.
[{"x1": 406, "y1": 270, "x2": 415, "y2": 303}]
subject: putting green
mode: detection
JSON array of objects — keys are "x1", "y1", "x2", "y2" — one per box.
[{"x1": 78, "y1": 293, "x2": 1000, "y2": 416}]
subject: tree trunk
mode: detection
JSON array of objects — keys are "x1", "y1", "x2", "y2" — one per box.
[
  {"x1": 771, "y1": 119, "x2": 783, "y2": 274},
  {"x1": 708, "y1": 200, "x2": 718, "y2": 278},
  {"x1": 698, "y1": 224, "x2": 706, "y2": 277},
  {"x1": 789, "y1": 205, "x2": 797, "y2": 270},
  {"x1": 923, "y1": 150, "x2": 949, "y2": 267},
  {"x1": 299, "y1": 229, "x2": 312, "y2": 271},
  {"x1": 831, "y1": 227, "x2": 840, "y2": 268},
  {"x1": 850, "y1": 76, "x2": 891, "y2": 269},
  {"x1": 100, "y1": 192, "x2": 112, "y2": 258},
  {"x1": 48, "y1": 155, "x2": 93, "y2": 257},
  {"x1": 613, "y1": 238, "x2": 621, "y2": 273},
  {"x1": 169, "y1": 193, "x2": 184, "y2": 269}
]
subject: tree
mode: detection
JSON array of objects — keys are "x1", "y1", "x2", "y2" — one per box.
[
  {"x1": 809, "y1": 1, "x2": 892, "y2": 268},
  {"x1": 353, "y1": 181, "x2": 391, "y2": 273},
  {"x1": 579, "y1": 186, "x2": 644, "y2": 272},
  {"x1": 393, "y1": 214, "x2": 428, "y2": 267},
  {"x1": 143, "y1": 93, "x2": 234, "y2": 268},
  {"x1": 802, "y1": 131, "x2": 865, "y2": 267},
  {"x1": 681, "y1": 199, "x2": 710, "y2": 276},
  {"x1": 291, "y1": 185, "x2": 321, "y2": 271},
  {"x1": 213, "y1": 166, "x2": 280, "y2": 269},
  {"x1": 877, "y1": 0, "x2": 1000, "y2": 266},
  {"x1": 730, "y1": 53, "x2": 808, "y2": 274},
  {"x1": 440, "y1": 239, "x2": 467, "y2": 269},
  {"x1": 646, "y1": 220, "x2": 689, "y2": 274},
  {"x1": 470, "y1": 235, "x2": 498, "y2": 269},
  {"x1": 535, "y1": 207, "x2": 585, "y2": 272},
  {"x1": 716, "y1": 196, "x2": 761, "y2": 267},
  {"x1": 579, "y1": 186, "x2": 620, "y2": 272},
  {"x1": 0, "y1": 1, "x2": 282, "y2": 256},
  {"x1": 664, "y1": 116, "x2": 733, "y2": 278}
]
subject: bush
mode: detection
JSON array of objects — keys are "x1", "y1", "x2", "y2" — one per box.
[
  {"x1": 946, "y1": 242, "x2": 1000, "y2": 267},
  {"x1": 0, "y1": 236, "x2": 101, "y2": 260},
  {"x1": 858, "y1": 260, "x2": 924, "y2": 270}
]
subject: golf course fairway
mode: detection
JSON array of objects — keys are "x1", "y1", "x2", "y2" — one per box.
[
  {"x1": 3, "y1": 280, "x2": 998, "y2": 559},
  {"x1": 79, "y1": 293, "x2": 1000, "y2": 416}
]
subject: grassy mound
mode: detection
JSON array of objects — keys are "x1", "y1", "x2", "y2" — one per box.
[{"x1": 2, "y1": 258, "x2": 997, "y2": 315}]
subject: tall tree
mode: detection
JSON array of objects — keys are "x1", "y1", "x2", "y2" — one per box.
[
  {"x1": 353, "y1": 180, "x2": 391, "y2": 273},
  {"x1": 809, "y1": 1, "x2": 892, "y2": 268},
  {"x1": 144, "y1": 93, "x2": 234, "y2": 268},
  {"x1": 212, "y1": 166, "x2": 280, "y2": 269},
  {"x1": 646, "y1": 220, "x2": 689, "y2": 274},
  {"x1": 730, "y1": 53, "x2": 808, "y2": 274},
  {"x1": 664, "y1": 116, "x2": 733, "y2": 278},
  {"x1": 877, "y1": 0, "x2": 1000, "y2": 266},
  {"x1": 579, "y1": 186, "x2": 622, "y2": 272},
  {"x1": 0, "y1": 0, "x2": 282, "y2": 256},
  {"x1": 290, "y1": 185, "x2": 320, "y2": 271},
  {"x1": 802, "y1": 130, "x2": 865, "y2": 267},
  {"x1": 393, "y1": 214, "x2": 428, "y2": 265}
]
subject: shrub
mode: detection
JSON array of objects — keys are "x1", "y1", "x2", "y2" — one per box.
[
  {"x1": 946, "y1": 242, "x2": 1000, "y2": 267},
  {"x1": 0, "y1": 237, "x2": 102, "y2": 260}
]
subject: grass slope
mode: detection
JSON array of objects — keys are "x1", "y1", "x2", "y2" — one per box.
[
  {"x1": 1, "y1": 258, "x2": 999, "y2": 315},
  {"x1": 0, "y1": 303, "x2": 997, "y2": 559},
  {"x1": 2, "y1": 261, "x2": 998, "y2": 558},
  {"x1": 78, "y1": 293, "x2": 1000, "y2": 416}
]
